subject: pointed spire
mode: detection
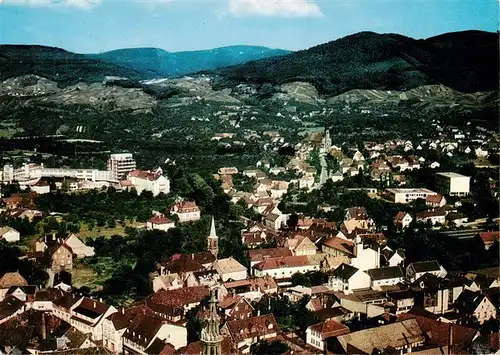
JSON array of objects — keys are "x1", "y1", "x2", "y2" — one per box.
[{"x1": 209, "y1": 215, "x2": 217, "y2": 238}]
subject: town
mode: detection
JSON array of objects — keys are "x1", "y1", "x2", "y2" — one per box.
[{"x1": 0, "y1": 113, "x2": 498, "y2": 354}]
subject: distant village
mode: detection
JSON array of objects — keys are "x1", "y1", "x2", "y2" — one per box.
[{"x1": 0, "y1": 116, "x2": 498, "y2": 355}]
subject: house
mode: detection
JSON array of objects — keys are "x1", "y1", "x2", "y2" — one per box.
[
  {"x1": 262, "y1": 205, "x2": 284, "y2": 230},
  {"x1": 170, "y1": 201, "x2": 201, "y2": 223},
  {"x1": 410, "y1": 274, "x2": 460, "y2": 315},
  {"x1": 331, "y1": 170, "x2": 343, "y2": 182},
  {"x1": 56, "y1": 327, "x2": 95, "y2": 351},
  {"x1": 221, "y1": 277, "x2": 278, "y2": 301},
  {"x1": 0, "y1": 227, "x2": 20, "y2": 243},
  {"x1": 322, "y1": 237, "x2": 355, "y2": 258},
  {"x1": 152, "y1": 273, "x2": 183, "y2": 293},
  {"x1": 147, "y1": 286, "x2": 209, "y2": 321},
  {"x1": 33, "y1": 288, "x2": 65, "y2": 311},
  {"x1": 146, "y1": 214, "x2": 175, "y2": 232},
  {"x1": 122, "y1": 313, "x2": 187, "y2": 353},
  {"x1": 397, "y1": 312, "x2": 479, "y2": 354},
  {"x1": 406, "y1": 261, "x2": 447, "y2": 282},
  {"x1": 6, "y1": 285, "x2": 36, "y2": 302},
  {"x1": 367, "y1": 266, "x2": 405, "y2": 289},
  {"x1": 327, "y1": 263, "x2": 371, "y2": 293},
  {"x1": 68, "y1": 297, "x2": 117, "y2": 341},
  {"x1": 380, "y1": 247, "x2": 405, "y2": 267},
  {"x1": 455, "y1": 290, "x2": 497, "y2": 324},
  {"x1": 415, "y1": 210, "x2": 446, "y2": 225},
  {"x1": 394, "y1": 212, "x2": 413, "y2": 229},
  {"x1": 478, "y1": 231, "x2": 500, "y2": 250},
  {"x1": 335, "y1": 319, "x2": 425, "y2": 354},
  {"x1": 248, "y1": 248, "x2": 293, "y2": 267},
  {"x1": 350, "y1": 239, "x2": 380, "y2": 271},
  {"x1": 221, "y1": 314, "x2": 280, "y2": 354},
  {"x1": 0, "y1": 272, "x2": 28, "y2": 301},
  {"x1": 283, "y1": 234, "x2": 317, "y2": 256},
  {"x1": 0, "y1": 295, "x2": 25, "y2": 325},
  {"x1": 269, "y1": 181, "x2": 289, "y2": 199},
  {"x1": 53, "y1": 293, "x2": 83, "y2": 323},
  {"x1": 64, "y1": 234, "x2": 94, "y2": 258},
  {"x1": 50, "y1": 243, "x2": 74, "y2": 272},
  {"x1": 102, "y1": 305, "x2": 154, "y2": 353},
  {"x1": 213, "y1": 257, "x2": 248, "y2": 282},
  {"x1": 387, "y1": 290, "x2": 415, "y2": 314},
  {"x1": 127, "y1": 168, "x2": 170, "y2": 196},
  {"x1": 425, "y1": 194, "x2": 447, "y2": 208},
  {"x1": 241, "y1": 231, "x2": 268, "y2": 248},
  {"x1": 219, "y1": 295, "x2": 254, "y2": 321},
  {"x1": 306, "y1": 319, "x2": 350, "y2": 352},
  {"x1": 252, "y1": 255, "x2": 319, "y2": 280}
]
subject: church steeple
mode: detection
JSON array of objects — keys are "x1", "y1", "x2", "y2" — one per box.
[
  {"x1": 207, "y1": 216, "x2": 218, "y2": 259},
  {"x1": 201, "y1": 287, "x2": 222, "y2": 355}
]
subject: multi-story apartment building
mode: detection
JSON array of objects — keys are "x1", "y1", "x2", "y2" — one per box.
[{"x1": 107, "y1": 153, "x2": 137, "y2": 180}]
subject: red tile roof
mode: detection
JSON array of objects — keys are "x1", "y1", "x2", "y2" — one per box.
[
  {"x1": 426, "y1": 194, "x2": 444, "y2": 204},
  {"x1": 128, "y1": 169, "x2": 163, "y2": 181},
  {"x1": 309, "y1": 319, "x2": 350, "y2": 340},
  {"x1": 323, "y1": 237, "x2": 355, "y2": 256},
  {"x1": 253, "y1": 255, "x2": 310, "y2": 271},
  {"x1": 397, "y1": 313, "x2": 477, "y2": 351},
  {"x1": 172, "y1": 201, "x2": 200, "y2": 213},
  {"x1": 149, "y1": 215, "x2": 174, "y2": 225},
  {"x1": 224, "y1": 314, "x2": 280, "y2": 343},
  {"x1": 107, "y1": 304, "x2": 153, "y2": 330},
  {"x1": 0, "y1": 272, "x2": 28, "y2": 289},
  {"x1": 479, "y1": 231, "x2": 500, "y2": 244},
  {"x1": 394, "y1": 211, "x2": 407, "y2": 222},
  {"x1": 161, "y1": 254, "x2": 205, "y2": 274},
  {"x1": 248, "y1": 248, "x2": 293, "y2": 263},
  {"x1": 223, "y1": 276, "x2": 278, "y2": 292},
  {"x1": 148, "y1": 286, "x2": 209, "y2": 309}
]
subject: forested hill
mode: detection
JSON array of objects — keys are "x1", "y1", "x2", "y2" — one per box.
[
  {"x1": 0, "y1": 45, "x2": 144, "y2": 86},
  {"x1": 214, "y1": 30, "x2": 499, "y2": 96},
  {"x1": 91, "y1": 45, "x2": 290, "y2": 77}
]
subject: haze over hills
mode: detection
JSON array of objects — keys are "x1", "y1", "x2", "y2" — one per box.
[
  {"x1": 214, "y1": 30, "x2": 499, "y2": 96},
  {"x1": 90, "y1": 46, "x2": 290, "y2": 78}
]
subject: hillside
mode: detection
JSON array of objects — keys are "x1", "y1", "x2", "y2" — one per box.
[
  {"x1": 215, "y1": 30, "x2": 499, "y2": 96},
  {"x1": 91, "y1": 45, "x2": 290, "y2": 77},
  {"x1": 0, "y1": 45, "x2": 144, "y2": 86}
]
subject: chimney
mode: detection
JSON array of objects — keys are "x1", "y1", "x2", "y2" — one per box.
[
  {"x1": 122, "y1": 308, "x2": 125, "y2": 314},
  {"x1": 94, "y1": 301, "x2": 96, "y2": 308},
  {"x1": 257, "y1": 309, "x2": 261, "y2": 316}
]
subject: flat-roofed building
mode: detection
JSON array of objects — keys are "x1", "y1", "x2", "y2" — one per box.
[
  {"x1": 435, "y1": 172, "x2": 470, "y2": 197},
  {"x1": 385, "y1": 188, "x2": 439, "y2": 204}
]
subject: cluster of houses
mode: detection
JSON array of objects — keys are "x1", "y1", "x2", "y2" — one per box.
[{"x1": 0, "y1": 206, "x2": 497, "y2": 354}]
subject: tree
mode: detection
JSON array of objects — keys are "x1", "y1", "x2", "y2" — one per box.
[{"x1": 251, "y1": 340, "x2": 289, "y2": 355}]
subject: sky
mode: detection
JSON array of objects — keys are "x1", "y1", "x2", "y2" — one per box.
[{"x1": 0, "y1": 0, "x2": 498, "y2": 53}]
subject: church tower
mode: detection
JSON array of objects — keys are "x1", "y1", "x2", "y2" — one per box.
[
  {"x1": 201, "y1": 287, "x2": 222, "y2": 355},
  {"x1": 207, "y1": 216, "x2": 218, "y2": 259},
  {"x1": 324, "y1": 125, "x2": 331, "y2": 153}
]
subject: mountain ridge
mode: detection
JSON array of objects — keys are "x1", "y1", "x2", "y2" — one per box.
[{"x1": 213, "y1": 30, "x2": 498, "y2": 96}]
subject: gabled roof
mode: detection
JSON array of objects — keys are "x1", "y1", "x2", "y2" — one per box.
[
  {"x1": 409, "y1": 260, "x2": 441, "y2": 273},
  {"x1": 253, "y1": 255, "x2": 310, "y2": 271},
  {"x1": 0, "y1": 296, "x2": 24, "y2": 321},
  {"x1": 215, "y1": 257, "x2": 247, "y2": 274},
  {"x1": 34, "y1": 288, "x2": 65, "y2": 302},
  {"x1": 145, "y1": 339, "x2": 176, "y2": 355},
  {"x1": 479, "y1": 231, "x2": 500, "y2": 244},
  {"x1": 397, "y1": 313, "x2": 477, "y2": 352},
  {"x1": 455, "y1": 289, "x2": 490, "y2": 314},
  {"x1": 367, "y1": 266, "x2": 404, "y2": 281},
  {"x1": 336, "y1": 319, "x2": 424, "y2": 354},
  {"x1": 191, "y1": 251, "x2": 216, "y2": 265},
  {"x1": 149, "y1": 215, "x2": 174, "y2": 225},
  {"x1": 53, "y1": 293, "x2": 82, "y2": 309},
  {"x1": 394, "y1": 211, "x2": 410, "y2": 222},
  {"x1": 162, "y1": 254, "x2": 205, "y2": 274},
  {"x1": 329, "y1": 263, "x2": 359, "y2": 281},
  {"x1": 0, "y1": 272, "x2": 28, "y2": 289},
  {"x1": 223, "y1": 276, "x2": 278, "y2": 292},
  {"x1": 148, "y1": 286, "x2": 209, "y2": 309},
  {"x1": 248, "y1": 248, "x2": 293, "y2": 263},
  {"x1": 73, "y1": 297, "x2": 110, "y2": 319},
  {"x1": 107, "y1": 304, "x2": 153, "y2": 330},
  {"x1": 426, "y1": 194, "x2": 444, "y2": 204},
  {"x1": 123, "y1": 313, "x2": 165, "y2": 348},
  {"x1": 224, "y1": 314, "x2": 280, "y2": 343},
  {"x1": 323, "y1": 237, "x2": 355, "y2": 256},
  {"x1": 128, "y1": 169, "x2": 163, "y2": 181},
  {"x1": 308, "y1": 319, "x2": 350, "y2": 340}
]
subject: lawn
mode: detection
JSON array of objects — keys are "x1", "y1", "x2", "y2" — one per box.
[{"x1": 77, "y1": 220, "x2": 144, "y2": 241}]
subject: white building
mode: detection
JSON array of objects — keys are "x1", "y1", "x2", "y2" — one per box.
[
  {"x1": 435, "y1": 172, "x2": 470, "y2": 197},
  {"x1": 170, "y1": 201, "x2": 201, "y2": 223},
  {"x1": 367, "y1": 266, "x2": 405, "y2": 289},
  {"x1": 0, "y1": 227, "x2": 20, "y2": 243},
  {"x1": 306, "y1": 320, "x2": 350, "y2": 352},
  {"x1": 252, "y1": 255, "x2": 319, "y2": 280},
  {"x1": 350, "y1": 239, "x2": 380, "y2": 271},
  {"x1": 406, "y1": 261, "x2": 447, "y2": 282},
  {"x1": 146, "y1": 214, "x2": 175, "y2": 232},
  {"x1": 107, "y1": 153, "x2": 137, "y2": 180},
  {"x1": 127, "y1": 168, "x2": 170, "y2": 196},
  {"x1": 385, "y1": 188, "x2": 439, "y2": 204},
  {"x1": 328, "y1": 263, "x2": 371, "y2": 293}
]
